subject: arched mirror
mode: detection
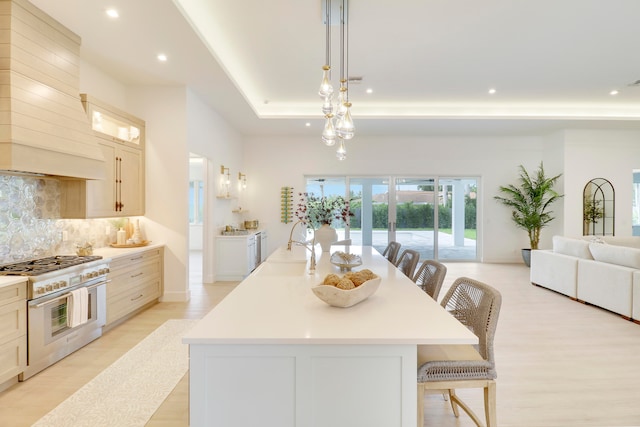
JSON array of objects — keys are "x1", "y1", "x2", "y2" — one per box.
[{"x1": 583, "y1": 178, "x2": 615, "y2": 236}]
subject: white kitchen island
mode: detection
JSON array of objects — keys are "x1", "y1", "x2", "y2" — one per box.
[{"x1": 183, "y1": 245, "x2": 476, "y2": 427}]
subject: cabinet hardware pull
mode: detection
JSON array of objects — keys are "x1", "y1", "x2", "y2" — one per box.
[
  {"x1": 131, "y1": 272, "x2": 143, "y2": 278},
  {"x1": 131, "y1": 294, "x2": 144, "y2": 301},
  {"x1": 129, "y1": 256, "x2": 143, "y2": 261}
]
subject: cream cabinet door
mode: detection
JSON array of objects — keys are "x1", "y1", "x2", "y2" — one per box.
[
  {"x1": 85, "y1": 141, "x2": 117, "y2": 217},
  {"x1": 118, "y1": 145, "x2": 144, "y2": 217},
  {"x1": 61, "y1": 141, "x2": 144, "y2": 218}
]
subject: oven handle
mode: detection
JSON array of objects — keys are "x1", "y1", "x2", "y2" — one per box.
[{"x1": 30, "y1": 280, "x2": 110, "y2": 309}]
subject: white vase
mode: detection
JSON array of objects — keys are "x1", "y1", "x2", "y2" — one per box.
[{"x1": 315, "y1": 224, "x2": 338, "y2": 252}]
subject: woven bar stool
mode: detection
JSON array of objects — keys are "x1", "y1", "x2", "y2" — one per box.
[{"x1": 417, "y1": 277, "x2": 502, "y2": 427}]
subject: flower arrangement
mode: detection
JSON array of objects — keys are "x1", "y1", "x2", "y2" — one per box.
[{"x1": 295, "y1": 192, "x2": 353, "y2": 229}]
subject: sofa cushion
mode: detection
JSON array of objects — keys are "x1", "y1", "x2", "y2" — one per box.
[
  {"x1": 553, "y1": 236, "x2": 593, "y2": 259},
  {"x1": 601, "y1": 236, "x2": 640, "y2": 249},
  {"x1": 589, "y1": 243, "x2": 640, "y2": 269}
]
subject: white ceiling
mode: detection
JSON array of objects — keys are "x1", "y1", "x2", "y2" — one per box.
[{"x1": 29, "y1": 0, "x2": 640, "y2": 137}]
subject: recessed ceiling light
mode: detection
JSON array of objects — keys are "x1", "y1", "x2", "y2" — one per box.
[
  {"x1": 106, "y1": 9, "x2": 119, "y2": 18},
  {"x1": 610, "y1": 89, "x2": 619, "y2": 96},
  {"x1": 366, "y1": 88, "x2": 373, "y2": 94},
  {"x1": 157, "y1": 53, "x2": 168, "y2": 62},
  {"x1": 305, "y1": 122, "x2": 311, "y2": 127},
  {"x1": 488, "y1": 88, "x2": 497, "y2": 95}
]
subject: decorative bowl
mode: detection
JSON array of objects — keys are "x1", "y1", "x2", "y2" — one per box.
[
  {"x1": 312, "y1": 276, "x2": 381, "y2": 308},
  {"x1": 330, "y1": 251, "x2": 362, "y2": 272}
]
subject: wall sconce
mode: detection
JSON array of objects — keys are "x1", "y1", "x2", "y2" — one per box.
[
  {"x1": 220, "y1": 165, "x2": 230, "y2": 184},
  {"x1": 220, "y1": 165, "x2": 231, "y2": 197},
  {"x1": 238, "y1": 172, "x2": 247, "y2": 189}
]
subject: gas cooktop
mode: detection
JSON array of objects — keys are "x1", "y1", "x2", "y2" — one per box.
[{"x1": 0, "y1": 255, "x2": 103, "y2": 276}]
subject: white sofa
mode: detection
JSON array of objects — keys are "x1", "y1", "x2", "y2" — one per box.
[{"x1": 530, "y1": 235, "x2": 640, "y2": 321}]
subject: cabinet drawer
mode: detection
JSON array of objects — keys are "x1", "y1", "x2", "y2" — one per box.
[
  {"x1": 0, "y1": 282, "x2": 27, "y2": 306},
  {"x1": 0, "y1": 300, "x2": 26, "y2": 346},
  {"x1": 109, "y1": 248, "x2": 161, "y2": 270},
  {"x1": 107, "y1": 260, "x2": 161, "y2": 300},
  {"x1": 0, "y1": 335, "x2": 26, "y2": 383},
  {"x1": 106, "y1": 279, "x2": 161, "y2": 325}
]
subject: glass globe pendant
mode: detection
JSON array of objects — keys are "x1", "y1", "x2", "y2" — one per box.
[
  {"x1": 318, "y1": 65, "x2": 333, "y2": 99},
  {"x1": 335, "y1": 102, "x2": 354, "y2": 140},
  {"x1": 322, "y1": 114, "x2": 336, "y2": 146},
  {"x1": 336, "y1": 139, "x2": 347, "y2": 161},
  {"x1": 321, "y1": 95, "x2": 333, "y2": 115}
]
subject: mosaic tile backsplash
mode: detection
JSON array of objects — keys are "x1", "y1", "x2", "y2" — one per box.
[{"x1": 0, "y1": 175, "x2": 121, "y2": 265}]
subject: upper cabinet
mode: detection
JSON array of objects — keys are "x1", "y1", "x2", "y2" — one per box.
[
  {"x1": 82, "y1": 94, "x2": 143, "y2": 149},
  {"x1": 60, "y1": 96, "x2": 146, "y2": 219}
]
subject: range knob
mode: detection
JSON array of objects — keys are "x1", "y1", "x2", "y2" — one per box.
[
  {"x1": 36, "y1": 286, "x2": 45, "y2": 295},
  {"x1": 59, "y1": 280, "x2": 68, "y2": 288},
  {"x1": 45, "y1": 284, "x2": 53, "y2": 292},
  {"x1": 53, "y1": 282, "x2": 60, "y2": 289}
]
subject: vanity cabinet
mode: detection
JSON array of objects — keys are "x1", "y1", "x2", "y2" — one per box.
[
  {"x1": 105, "y1": 247, "x2": 163, "y2": 328},
  {"x1": 0, "y1": 281, "x2": 27, "y2": 388},
  {"x1": 216, "y1": 233, "x2": 261, "y2": 281},
  {"x1": 60, "y1": 95, "x2": 145, "y2": 218}
]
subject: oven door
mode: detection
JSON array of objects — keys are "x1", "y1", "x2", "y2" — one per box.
[
  {"x1": 37, "y1": 282, "x2": 104, "y2": 345},
  {"x1": 22, "y1": 280, "x2": 107, "y2": 380}
]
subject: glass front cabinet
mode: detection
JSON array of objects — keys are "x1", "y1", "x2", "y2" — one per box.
[{"x1": 61, "y1": 95, "x2": 145, "y2": 218}]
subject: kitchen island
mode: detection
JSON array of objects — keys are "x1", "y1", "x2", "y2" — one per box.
[{"x1": 183, "y1": 245, "x2": 476, "y2": 427}]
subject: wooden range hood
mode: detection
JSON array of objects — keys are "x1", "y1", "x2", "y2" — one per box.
[{"x1": 0, "y1": 0, "x2": 105, "y2": 180}]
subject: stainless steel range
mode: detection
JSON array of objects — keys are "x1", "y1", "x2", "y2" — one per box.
[{"x1": 0, "y1": 255, "x2": 110, "y2": 380}]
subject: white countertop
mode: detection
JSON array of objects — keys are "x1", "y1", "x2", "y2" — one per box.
[
  {"x1": 183, "y1": 245, "x2": 477, "y2": 346},
  {"x1": 0, "y1": 275, "x2": 28, "y2": 289},
  {"x1": 216, "y1": 228, "x2": 264, "y2": 238},
  {"x1": 92, "y1": 242, "x2": 165, "y2": 260}
]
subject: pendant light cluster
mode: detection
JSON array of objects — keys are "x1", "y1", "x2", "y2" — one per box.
[{"x1": 319, "y1": 0, "x2": 354, "y2": 161}]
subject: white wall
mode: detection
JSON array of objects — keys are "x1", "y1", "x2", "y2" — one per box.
[
  {"x1": 127, "y1": 86, "x2": 190, "y2": 302},
  {"x1": 242, "y1": 134, "x2": 553, "y2": 263},
  {"x1": 186, "y1": 89, "x2": 244, "y2": 283},
  {"x1": 78, "y1": 59, "x2": 127, "y2": 109},
  {"x1": 561, "y1": 129, "x2": 640, "y2": 238}
]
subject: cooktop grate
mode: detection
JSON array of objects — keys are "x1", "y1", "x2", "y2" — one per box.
[{"x1": 0, "y1": 255, "x2": 103, "y2": 276}]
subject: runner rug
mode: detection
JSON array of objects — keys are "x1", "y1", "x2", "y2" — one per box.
[{"x1": 32, "y1": 319, "x2": 197, "y2": 427}]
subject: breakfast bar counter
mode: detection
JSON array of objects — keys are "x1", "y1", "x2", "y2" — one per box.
[{"x1": 183, "y1": 245, "x2": 476, "y2": 427}]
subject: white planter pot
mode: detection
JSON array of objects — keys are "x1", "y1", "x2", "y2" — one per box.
[{"x1": 315, "y1": 224, "x2": 338, "y2": 252}]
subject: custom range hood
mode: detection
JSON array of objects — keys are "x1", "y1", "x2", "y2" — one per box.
[{"x1": 0, "y1": 0, "x2": 105, "y2": 180}]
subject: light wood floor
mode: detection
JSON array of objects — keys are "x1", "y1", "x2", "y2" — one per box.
[{"x1": 2, "y1": 259, "x2": 640, "y2": 426}]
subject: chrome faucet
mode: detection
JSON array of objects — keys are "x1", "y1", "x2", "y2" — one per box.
[{"x1": 287, "y1": 219, "x2": 316, "y2": 273}]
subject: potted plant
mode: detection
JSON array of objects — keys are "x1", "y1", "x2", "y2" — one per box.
[
  {"x1": 583, "y1": 197, "x2": 604, "y2": 235},
  {"x1": 494, "y1": 162, "x2": 563, "y2": 266},
  {"x1": 295, "y1": 192, "x2": 353, "y2": 251}
]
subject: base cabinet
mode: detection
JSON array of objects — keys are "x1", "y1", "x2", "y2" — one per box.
[
  {"x1": 216, "y1": 234, "x2": 260, "y2": 281},
  {"x1": 0, "y1": 282, "x2": 27, "y2": 387},
  {"x1": 106, "y1": 247, "x2": 163, "y2": 327},
  {"x1": 189, "y1": 344, "x2": 416, "y2": 427}
]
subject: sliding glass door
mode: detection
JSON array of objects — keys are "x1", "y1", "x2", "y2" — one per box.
[
  {"x1": 303, "y1": 175, "x2": 478, "y2": 261},
  {"x1": 392, "y1": 177, "x2": 436, "y2": 259},
  {"x1": 348, "y1": 177, "x2": 390, "y2": 254},
  {"x1": 436, "y1": 178, "x2": 477, "y2": 261}
]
